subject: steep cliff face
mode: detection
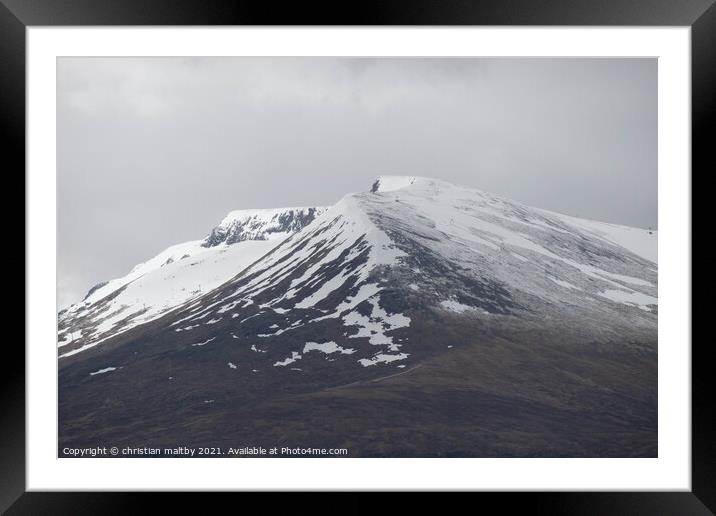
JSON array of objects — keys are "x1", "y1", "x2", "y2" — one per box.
[{"x1": 201, "y1": 207, "x2": 327, "y2": 247}]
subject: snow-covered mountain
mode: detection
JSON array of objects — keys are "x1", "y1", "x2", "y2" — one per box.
[
  {"x1": 202, "y1": 207, "x2": 326, "y2": 247},
  {"x1": 58, "y1": 206, "x2": 326, "y2": 356},
  {"x1": 143, "y1": 175, "x2": 656, "y2": 367},
  {"x1": 58, "y1": 176, "x2": 657, "y2": 457}
]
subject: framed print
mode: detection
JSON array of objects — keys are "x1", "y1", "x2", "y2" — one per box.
[{"x1": 3, "y1": 0, "x2": 711, "y2": 511}]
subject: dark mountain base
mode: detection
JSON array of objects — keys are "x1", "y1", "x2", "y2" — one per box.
[{"x1": 59, "y1": 320, "x2": 657, "y2": 458}]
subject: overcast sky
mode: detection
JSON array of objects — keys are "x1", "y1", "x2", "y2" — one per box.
[{"x1": 58, "y1": 57, "x2": 657, "y2": 308}]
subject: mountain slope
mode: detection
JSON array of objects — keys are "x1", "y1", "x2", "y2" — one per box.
[
  {"x1": 58, "y1": 177, "x2": 657, "y2": 457},
  {"x1": 58, "y1": 207, "x2": 326, "y2": 357}
]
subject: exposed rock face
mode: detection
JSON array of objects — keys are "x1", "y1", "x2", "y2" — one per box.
[{"x1": 202, "y1": 207, "x2": 327, "y2": 247}]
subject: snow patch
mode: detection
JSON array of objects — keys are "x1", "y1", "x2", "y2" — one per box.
[
  {"x1": 303, "y1": 341, "x2": 356, "y2": 355},
  {"x1": 358, "y1": 353, "x2": 409, "y2": 367},
  {"x1": 343, "y1": 296, "x2": 410, "y2": 350},
  {"x1": 274, "y1": 351, "x2": 302, "y2": 367},
  {"x1": 191, "y1": 337, "x2": 216, "y2": 347},
  {"x1": 89, "y1": 367, "x2": 117, "y2": 376},
  {"x1": 598, "y1": 289, "x2": 657, "y2": 310},
  {"x1": 439, "y1": 299, "x2": 474, "y2": 313}
]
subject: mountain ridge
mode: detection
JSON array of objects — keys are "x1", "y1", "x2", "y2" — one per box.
[{"x1": 58, "y1": 205, "x2": 327, "y2": 356}]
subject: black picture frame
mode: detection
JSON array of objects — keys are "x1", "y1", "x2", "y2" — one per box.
[{"x1": 3, "y1": 0, "x2": 709, "y2": 511}]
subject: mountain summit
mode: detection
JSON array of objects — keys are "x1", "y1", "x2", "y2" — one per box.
[
  {"x1": 202, "y1": 207, "x2": 326, "y2": 247},
  {"x1": 58, "y1": 176, "x2": 657, "y2": 457}
]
